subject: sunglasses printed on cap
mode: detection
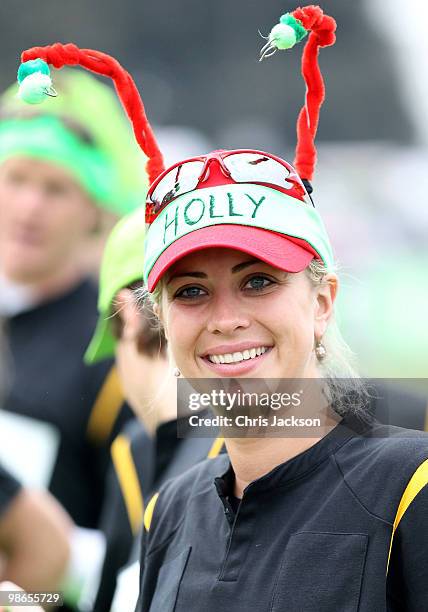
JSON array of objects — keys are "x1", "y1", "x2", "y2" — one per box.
[{"x1": 145, "y1": 149, "x2": 313, "y2": 224}]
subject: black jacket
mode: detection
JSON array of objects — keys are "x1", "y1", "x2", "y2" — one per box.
[
  {"x1": 137, "y1": 415, "x2": 428, "y2": 611},
  {"x1": 3, "y1": 279, "x2": 132, "y2": 527}
]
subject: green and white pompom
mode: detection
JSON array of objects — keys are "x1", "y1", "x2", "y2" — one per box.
[
  {"x1": 17, "y1": 59, "x2": 57, "y2": 104},
  {"x1": 259, "y1": 13, "x2": 308, "y2": 61}
]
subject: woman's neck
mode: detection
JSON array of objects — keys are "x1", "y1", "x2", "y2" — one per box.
[{"x1": 225, "y1": 410, "x2": 339, "y2": 498}]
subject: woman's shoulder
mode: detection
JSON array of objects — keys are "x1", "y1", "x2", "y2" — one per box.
[
  {"x1": 334, "y1": 421, "x2": 428, "y2": 523},
  {"x1": 337, "y1": 420, "x2": 428, "y2": 470},
  {"x1": 143, "y1": 453, "x2": 229, "y2": 547}
]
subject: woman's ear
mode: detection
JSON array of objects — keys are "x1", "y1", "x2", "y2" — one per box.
[
  {"x1": 115, "y1": 288, "x2": 141, "y2": 341},
  {"x1": 314, "y1": 274, "x2": 338, "y2": 340}
]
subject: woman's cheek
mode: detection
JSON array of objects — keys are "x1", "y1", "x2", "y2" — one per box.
[
  {"x1": 167, "y1": 306, "x2": 199, "y2": 372},
  {"x1": 274, "y1": 312, "x2": 312, "y2": 370}
]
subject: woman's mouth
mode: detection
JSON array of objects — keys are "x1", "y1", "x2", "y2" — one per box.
[
  {"x1": 200, "y1": 345, "x2": 273, "y2": 375},
  {"x1": 208, "y1": 346, "x2": 269, "y2": 364}
]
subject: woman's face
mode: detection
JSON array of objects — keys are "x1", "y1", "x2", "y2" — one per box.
[{"x1": 160, "y1": 248, "x2": 337, "y2": 379}]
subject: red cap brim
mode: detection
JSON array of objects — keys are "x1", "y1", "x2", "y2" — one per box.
[{"x1": 147, "y1": 225, "x2": 318, "y2": 291}]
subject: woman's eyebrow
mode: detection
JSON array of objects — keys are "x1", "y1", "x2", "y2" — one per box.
[
  {"x1": 167, "y1": 271, "x2": 207, "y2": 284},
  {"x1": 231, "y1": 259, "x2": 260, "y2": 273}
]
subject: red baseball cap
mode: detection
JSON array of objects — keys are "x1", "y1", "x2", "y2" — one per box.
[{"x1": 147, "y1": 223, "x2": 317, "y2": 292}]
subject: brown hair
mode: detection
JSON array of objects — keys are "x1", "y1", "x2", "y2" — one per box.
[{"x1": 110, "y1": 281, "x2": 167, "y2": 358}]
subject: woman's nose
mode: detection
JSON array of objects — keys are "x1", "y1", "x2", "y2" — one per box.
[{"x1": 206, "y1": 293, "x2": 250, "y2": 335}]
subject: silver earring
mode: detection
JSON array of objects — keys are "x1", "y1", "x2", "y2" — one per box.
[
  {"x1": 173, "y1": 367, "x2": 181, "y2": 377},
  {"x1": 315, "y1": 340, "x2": 327, "y2": 361}
]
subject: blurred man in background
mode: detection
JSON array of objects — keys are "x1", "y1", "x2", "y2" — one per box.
[
  {"x1": 0, "y1": 69, "x2": 146, "y2": 530},
  {"x1": 0, "y1": 318, "x2": 71, "y2": 599},
  {"x1": 81, "y1": 208, "x2": 222, "y2": 611}
]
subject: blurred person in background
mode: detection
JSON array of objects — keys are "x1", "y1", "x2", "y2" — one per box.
[
  {"x1": 0, "y1": 68, "x2": 146, "y2": 533},
  {"x1": 0, "y1": 315, "x2": 71, "y2": 599},
  {"x1": 82, "y1": 208, "x2": 223, "y2": 611}
]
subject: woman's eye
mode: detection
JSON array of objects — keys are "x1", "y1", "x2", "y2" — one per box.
[
  {"x1": 243, "y1": 276, "x2": 273, "y2": 291},
  {"x1": 175, "y1": 286, "x2": 207, "y2": 299}
]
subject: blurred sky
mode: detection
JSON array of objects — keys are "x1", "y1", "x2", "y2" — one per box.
[{"x1": 1, "y1": 0, "x2": 427, "y2": 378}]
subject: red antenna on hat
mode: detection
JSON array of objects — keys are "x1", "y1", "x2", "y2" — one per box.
[
  {"x1": 260, "y1": 5, "x2": 336, "y2": 182},
  {"x1": 18, "y1": 43, "x2": 165, "y2": 185}
]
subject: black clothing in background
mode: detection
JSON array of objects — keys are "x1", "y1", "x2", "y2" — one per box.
[
  {"x1": 0, "y1": 462, "x2": 21, "y2": 517},
  {"x1": 3, "y1": 279, "x2": 132, "y2": 528},
  {"x1": 95, "y1": 418, "x2": 218, "y2": 612},
  {"x1": 95, "y1": 420, "x2": 154, "y2": 612},
  {"x1": 153, "y1": 418, "x2": 184, "y2": 485},
  {"x1": 371, "y1": 381, "x2": 428, "y2": 432}
]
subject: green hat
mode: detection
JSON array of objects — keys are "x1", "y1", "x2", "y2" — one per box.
[
  {"x1": 84, "y1": 207, "x2": 146, "y2": 364},
  {"x1": 0, "y1": 69, "x2": 147, "y2": 215}
]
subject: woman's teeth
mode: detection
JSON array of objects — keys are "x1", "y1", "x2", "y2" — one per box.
[{"x1": 208, "y1": 346, "x2": 268, "y2": 364}]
